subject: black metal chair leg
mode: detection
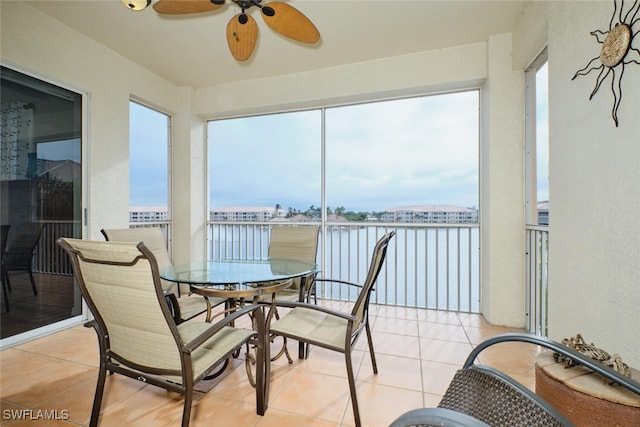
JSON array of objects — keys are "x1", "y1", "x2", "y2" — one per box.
[
  {"x1": 3, "y1": 271, "x2": 11, "y2": 292},
  {"x1": 1, "y1": 277, "x2": 9, "y2": 312},
  {"x1": 28, "y1": 269, "x2": 38, "y2": 295}
]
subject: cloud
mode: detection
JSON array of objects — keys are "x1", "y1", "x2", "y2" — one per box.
[{"x1": 129, "y1": 91, "x2": 482, "y2": 213}]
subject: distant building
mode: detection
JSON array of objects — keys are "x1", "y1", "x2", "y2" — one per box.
[
  {"x1": 209, "y1": 206, "x2": 286, "y2": 222},
  {"x1": 537, "y1": 201, "x2": 549, "y2": 225},
  {"x1": 382, "y1": 205, "x2": 478, "y2": 223},
  {"x1": 130, "y1": 206, "x2": 169, "y2": 222}
]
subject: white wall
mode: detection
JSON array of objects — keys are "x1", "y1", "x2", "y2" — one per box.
[
  {"x1": 194, "y1": 43, "x2": 487, "y2": 117},
  {"x1": 480, "y1": 33, "x2": 526, "y2": 327},
  {"x1": 1, "y1": 1, "x2": 179, "y2": 240},
  {"x1": 514, "y1": 1, "x2": 640, "y2": 367}
]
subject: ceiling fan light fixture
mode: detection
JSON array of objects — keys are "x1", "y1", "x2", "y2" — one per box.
[
  {"x1": 121, "y1": 0, "x2": 151, "y2": 11},
  {"x1": 261, "y1": 6, "x2": 275, "y2": 17}
]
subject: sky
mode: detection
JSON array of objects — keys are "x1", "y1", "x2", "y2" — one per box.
[
  {"x1": 130, "y1": 85, "x2": 549, "y2": 213},
  {"x1": 536, "y1": 63, "x2": 550, "y2": 202},
  {"x1": 208, "y1": 91, "x2": 480, "y2": 213},
  {"x1": 129, "y1": 101, "x2": 168, "y2": 207}
]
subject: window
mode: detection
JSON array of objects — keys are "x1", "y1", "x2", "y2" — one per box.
[
  {"x1": 325, "y1": 92, "x2": 479, "y2": 221},
  {"x1": 525, "y1": 50, "x2": 549, "y2": 225},
  {"x1": 207, "y1": 92, "x2": 480, "y2": 310},
  {"x1": 129, "y1": 101, "x2": 170, "y2": 223},
  {"x1": 208, "y1": 110, "x2": 321, "y2": 220},
  {"x1": 208, "y1": 91, "x2": 479, "y2": 224},
  {"x1": 525, "y1": 48, "x2": 549, "y2": 336}
]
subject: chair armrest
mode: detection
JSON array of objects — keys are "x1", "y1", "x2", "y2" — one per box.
[
  {"x1": 389, "y1": 407, "x2": 491, "y2": 427},
  {"x1": 464, "y1": 333, "x2": 640, "y2": 396},
  {"x1": 182, "y1": 304, "x2": 261, "y2": 354},
  {"x1": 266, "y1": 299, "x2": 357, "y2": 322}
]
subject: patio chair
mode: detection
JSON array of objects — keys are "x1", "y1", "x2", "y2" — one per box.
[
  {"x1": 262, "y1": 225, "x2": 320, "y2": 361},
  {"x1": 57, "y1": 237, "x2": 268, "y2": 427},
  {"x1": 269, "y1": 231, "x2": 395, "y2": 427},
  {"x1": 267, "y1": 224, "x2": 319, "y2": 303},
  {"x1": 389, "y1": 333, "x2": 640, "y2": 427},
  {"x1": 1, "y1": 222, "x2": 44, "y2": 300},
  {"x1": 101, "y1": 227, "x2": 226, "y2": 324}
]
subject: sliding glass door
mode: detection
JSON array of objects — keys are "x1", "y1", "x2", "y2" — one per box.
[{"x1": 1, "y1": 66, "x2": 83, "y2": 343}]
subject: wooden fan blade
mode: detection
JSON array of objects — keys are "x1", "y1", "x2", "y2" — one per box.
[
  {"x1": 261, "y1": 2, "x2": 320, "y2": 44},
  {"x1": 226, "y1": 14, "x2": 258, "y2": 61},
  {"x1": 153, "y1": 0, "x2": 225, "y2": 15}
]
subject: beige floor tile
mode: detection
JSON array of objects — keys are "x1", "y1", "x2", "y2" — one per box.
[
  {"x1": 416, "y1": 309, "x2": 461, "y2": 325},
  {"x1": 372, "y1": 317, "x2": 419, "y2": 336},
  {"x1": 463, "y1": 324, "x2": 524, "y2": 345},
  {"x1": 357, "y1": 353, "x2": 423, "y2": 392},
  {"x1": 475, "y1": 341, "x2": 540, "y2": 376},
  {"x1": 0, "y1": 306, "x2": 541, "y2": 427},
  {"x1": 98, "y1": 384, "x2": 185, "y2": 427},
  {"x1": 269, "y1": 370, "x2": 351, "y2": 424},
  {"x1": 0, "y1": 349, "x2": 64, "y2": 387},
  {"x1": 421, "y1": 361, "x2": 461, "y2": 396},
  {"x1": 36, "y1": 377, "x2": 95, "y2": 425},
  {"x1": 418, "y1": 322, "x2": 469, "y2": 343},
  {"x1": 182, "y1": 394, "x2": 263, "y2": 427},
  {"x1": 419, "y1": 338, "x2": 473, "y2": 365},
  {"x1": 295, "y1": 346, "x2": 364, "y2": 379},
  {"x1": 367, "y1": 331, "x2": 421, "y2": 359},
  {"x1": 342, "y1": 382, "x2": 423, "y2": 427},
  {"x1": 1, "y1": 361, "x2": 95, "y2": 408},
  {"x1": 423, "y1": 392, "x2": 443, "y2": 408},
  {"x1": 457, "y1": 312, "x2": 490, "y2": 328},
  {"x1": 207, "y1": 360, "x2": 264, "y2": 405},
  {"x1": 375, "y1": 305, "x2": 419, "y2": 321},
  {"x1": 14, "y1": 326, "x2": 98, "y2": 367},
  {"x1": 255, "y1": 408, "x2": 339, "y2": 427}
]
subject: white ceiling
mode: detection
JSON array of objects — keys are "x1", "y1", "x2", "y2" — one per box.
[{"x1": 26, "y1": 0, "x2": 529, "y2": 88}]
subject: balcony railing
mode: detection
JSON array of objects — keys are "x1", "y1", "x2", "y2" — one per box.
[
  {"x1": 34, "y1": 221, "x2": 81, "y2": 275},
  {"x1": 525, "y1": 225, "x2": 549, "y2": 336},
  {"x1": 208, "y1": 222, "x2": 480, "y2": 312},
  {"x1": 31, "y1": 220, "x2": 547, "y2": 323}
]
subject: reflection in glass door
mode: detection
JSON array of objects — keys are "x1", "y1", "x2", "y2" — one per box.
[{"x1": 1, "y1": 66, "x2": 83, "y2": 343}]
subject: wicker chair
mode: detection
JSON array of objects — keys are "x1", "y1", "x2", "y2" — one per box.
[
  {"x1": 101, "y1": 227, "x2": 226, "y2": 324},
  {"x1": 269, "y1": 231, "x2": 395, "y2": 427},
  {"x1": 390, "y1": 333, "x2": 640, "y2": 427},
  {"x1": 57, "y1": 238, "x2": 268, "y2": 427}
]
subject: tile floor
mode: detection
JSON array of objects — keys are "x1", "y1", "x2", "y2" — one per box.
[{"x1": 0, "y1": 301, "x2": 540, "y2": 427}]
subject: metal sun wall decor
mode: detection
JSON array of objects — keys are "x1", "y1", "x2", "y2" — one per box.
[{"x1": 572, "y1": 0, "x2": 640, "y2": 127}]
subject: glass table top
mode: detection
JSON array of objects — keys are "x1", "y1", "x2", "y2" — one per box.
[{"x1": 160, "y1": 258, "x2": 317, "y2": 286}]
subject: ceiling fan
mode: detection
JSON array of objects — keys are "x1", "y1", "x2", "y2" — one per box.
[{"x1": 121, "y1": 0, "x2": 320, "y2": 61}]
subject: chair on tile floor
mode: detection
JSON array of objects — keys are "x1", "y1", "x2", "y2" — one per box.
[
  {"x1": 389, "y1": 333, "x2": 640, "y2": 427},
  {"x1": 101, "y1": 227, "x2": 226, "y2": 324},
  {"x1": 267, "y1": 224, "x2": 319, "y2": 303},
  {"x1": 262, "y1": 225, "x2": 320, "y2": 361},
  {"x1": 57, "y1": 238, "x2": 267, "y2": 427},
  {"x1": 269, "y1": 231, "x2": 395, "y2": 427}
]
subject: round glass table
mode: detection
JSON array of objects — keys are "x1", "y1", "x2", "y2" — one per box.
[
  {"x1": 160, "y1": 257, "x2": 318, "y2": 383},
  {"x1": 160, "y1": 257, "x2": 317, "y2": 306}
]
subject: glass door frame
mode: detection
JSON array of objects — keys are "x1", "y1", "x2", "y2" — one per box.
[{"x1": 0, "y1": 60, "x2": 89, "y2": 349}]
